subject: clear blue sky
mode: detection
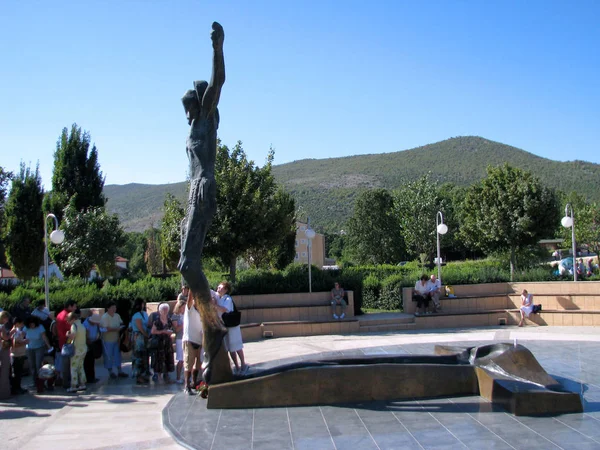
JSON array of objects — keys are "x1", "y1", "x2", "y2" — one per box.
[{"x1": 1, "y1": 0, "x2": 599, "y2": 188}]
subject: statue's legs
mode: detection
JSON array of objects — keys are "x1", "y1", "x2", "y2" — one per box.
[{"x1": 179, "y1": 176, "x2": 231, "y2": 384}]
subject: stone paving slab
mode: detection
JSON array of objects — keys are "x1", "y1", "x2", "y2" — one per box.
[
  {"x1": 164, "y1": 337, "x2": 600, "y2": 450},
  {"x1": 2, "y1": 326, "x2": 600, "y2": 449}
]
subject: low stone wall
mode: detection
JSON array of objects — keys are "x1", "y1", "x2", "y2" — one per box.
[{"x1": 403, "y1": 281, "x2": 600, "y2": 315}]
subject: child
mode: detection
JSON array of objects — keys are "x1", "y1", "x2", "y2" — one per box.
[
  {"x1": 10, "y1": 317, "x2": 28, "y2": 395},
  {"x1": 66, "y1": 312, "x2": 87, "y2": 393}
]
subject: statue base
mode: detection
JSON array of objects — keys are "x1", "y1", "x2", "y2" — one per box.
[{"x1": 207, "y1": 344, "x2": 583, "y2": 416}]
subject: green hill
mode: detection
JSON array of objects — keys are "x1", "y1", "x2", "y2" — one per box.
[{"x1": 105, "y1": 136, "x2": 600, "y2": 232}]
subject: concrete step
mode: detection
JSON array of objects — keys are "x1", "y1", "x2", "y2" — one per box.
[
  {"x1": 359, "y1": 323, "x2": 417, "y2": 333},
  {"x1": 359, "y1": 316, "x2": 415, "y2": 326}
]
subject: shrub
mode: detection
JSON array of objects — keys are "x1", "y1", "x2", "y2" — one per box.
[
  {"x1": 361, "y1": 275, "x2": 381, "y2": 310},
  {"x1": 378, "y1": 274, "x2": 404, "y2": 310}
]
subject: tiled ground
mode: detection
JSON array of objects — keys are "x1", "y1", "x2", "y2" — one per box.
[
  {"x1": 164, "y1": 339, "x2": 600, "y2": 450},
  {"x1": 2, "y1": 326, "x2": 600, "y2": 449}
]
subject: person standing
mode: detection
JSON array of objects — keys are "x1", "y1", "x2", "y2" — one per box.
[
  {"x1": 11, "y1": 297, "x2": 32, "y2": 323},
  {"x1": 56, "y1": 300, "x2": 77, "y2": 388},
  {"x1": 31, "y1": 300, "x2": 52, "y2": 331},
  {"x1": 130, "y1": 300, "x2": 150, "y2": 385},
  {"x1": 178, "y1": 284, "x2": 189, "y2": 303},
  {"x1": 171, "y1": 300, "x2": 185, "y2": 384},
  {"x1": 10, "y1": 317, "x2": 28, "y2": 394},
  {"x1": 216, "y1": 281, "x2": 248, "y2": 375},
  {"x1": 0, "y1": 311, "x2": 13, "y2": 399},
  {"x1": 66, "y1": 312, "x2": 87, "y2": 393},
  {"x1": 150, "y1": 303, "x2": 175, "y2": 383},
  {"x1": 100, "y1": 302, "x2": 127, "y2": 379},
  {"x1": 182, "y1": 291, "x2": 203, "y2": 395},
  {"x1": 23, "y1": 316, "x2": 52, "y2": 388},
  {"x1": 83, "y1": 313, "x2": 101, "y2": 383}
]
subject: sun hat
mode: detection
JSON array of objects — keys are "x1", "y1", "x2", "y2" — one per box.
[{"x1": 88, "y1": 313, "x2": 101, "y2": 324}]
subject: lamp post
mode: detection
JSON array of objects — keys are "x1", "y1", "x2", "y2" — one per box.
[
  {"x1": 561, "y1": 203, "x2": 577, "y2": 282},
  {"x1": 305, "y1": 219, "x2": 316, "y2": 293},
  {"x1": 44, "y1": 213, "x2": 65, "y2": 309},
  {"x1": 436, "y1": 211, "x2": 448, "y2": 283}
]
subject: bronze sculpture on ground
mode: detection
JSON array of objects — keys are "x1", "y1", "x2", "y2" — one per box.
[{"x1": 178, "y1": 21, "x2": 231, "y2": 385}]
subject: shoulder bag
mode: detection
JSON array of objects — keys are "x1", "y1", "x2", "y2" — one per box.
[{"x1": 221, "y1": 299, "x2": 241, "y2": 328}]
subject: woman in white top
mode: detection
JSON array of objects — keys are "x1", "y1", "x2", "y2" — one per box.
[
  {"x1": 519, "y1": 289, "x2": 534, "y2": 327},
  {"x1": 216, "y1": 281, "x2": 248, "y2": 375}
]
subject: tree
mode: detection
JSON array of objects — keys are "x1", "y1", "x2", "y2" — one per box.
[
  {"x1": 44, "y1": 124, "x2": 105, "y2": 222},
  {"x1": 3, "y1": 163, "x2": 44, "y2": 279},
  {"x1": 117, "y1": 231, "x2": 148, "y2": 277},
  {"x1": 559, "y1": 191, "x2": 600, "y2": 257},
  {"x1": 144, "y1": 227, "x2": 163, "y2": 275},
  {"x1": 160, "y1": 193, "x2": 185, "y2": 272},
  {"x1": 245, "y1": 189, "x2": 297, "y2": 270},
  {"x1": 460, "y1": 164, "x2": 560, "y2": 280},
  {"x1": 0, "y1": 166, "x2": 13, "y2": 267},
  {"x1": 393, "y1": 174, "x2": 444, "y2": 261},
  {"x1": 204, "y1": 142, "x2": 295, "y2": 281},
  {"x1": 59, "y1": 200, "x2": 125, "y2": 277},
  {"x1": 346, "y1": 189, "x2": 405, "y2": 264}
]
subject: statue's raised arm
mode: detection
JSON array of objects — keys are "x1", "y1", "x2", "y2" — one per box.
[{"x1": 201, "y1": 22, "x2": 225, "y2": 118}]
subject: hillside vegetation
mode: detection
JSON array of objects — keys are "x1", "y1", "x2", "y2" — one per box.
[{"x1": 106, "y1": 136, "x2": 600, "y2": 232}]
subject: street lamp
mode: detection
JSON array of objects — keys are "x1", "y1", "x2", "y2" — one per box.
[
  {"x1": 436, "y1": 211, "x2": 448, "y2": 283},
  {"x1": 561, "y1": 203, "x2": 577, "y2": 282},
  {"x1": 305, "y1": 220, "x2": 316, "y2": 293},
  {"x1": 44, "y1": 213, "x2": 65, "y2": 309}
]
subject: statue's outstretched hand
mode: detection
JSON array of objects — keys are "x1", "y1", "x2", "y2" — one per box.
[{"x1": 211, "y1": 22, "x2": 224, "y2": 49}]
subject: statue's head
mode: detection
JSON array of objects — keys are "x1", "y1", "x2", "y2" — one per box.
[
  {"x1": 182, "y1": 81, "x2": 209, "y2": 125},
  {"x1": 182, "y1": 89, "x2": 200, "y2": 125},
  {"x1": 194, "y1": 80, "x2": 208, "y2": 98}
]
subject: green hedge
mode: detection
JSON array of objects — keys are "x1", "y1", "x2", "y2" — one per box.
[{"x1": 0, "y1": 259, "x2": 584, "y2": 318}]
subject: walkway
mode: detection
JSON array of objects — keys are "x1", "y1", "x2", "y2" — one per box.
[{"x1": 2, "y1": 326, "x2": 600, "y2": 449}]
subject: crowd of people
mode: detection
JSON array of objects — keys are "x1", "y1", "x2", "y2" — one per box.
[{"x1": 0, "y1": 281, "x2": 249, "y2": 399}]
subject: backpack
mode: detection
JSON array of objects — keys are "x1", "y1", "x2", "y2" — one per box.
[
  {"x1": 49, "y1": 320, "x2": 59, "y2": 348},
  {"x1": 532, "y1": 304, "x2": 543, "y2": 314}
]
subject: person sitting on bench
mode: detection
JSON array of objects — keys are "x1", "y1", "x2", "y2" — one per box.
[
  {"x1": 413, "y1": 275, "x2": 431, "y2": 315},
  {"x1": 519, "y1": 289, "x2": 534, "y2": 327}
]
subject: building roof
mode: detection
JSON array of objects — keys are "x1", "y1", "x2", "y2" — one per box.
[
  {"x1": 0, "y1": 267, "x2": 17, "y2": 279},
  {"x1": 115, "y1": 256, "x2": 129, "y2": 262}
]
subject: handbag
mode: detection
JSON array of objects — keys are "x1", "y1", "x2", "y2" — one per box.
[
  {"x1": 120, "y1": 326, "x2": 132, "y2": 352},
  {"x1": 221, "y1": 300, "x2": 241, "y2": 328},
  {"x1": 61, "y1": 343, "x2": 75, "y2": 357},
  {"x1": 61, "y1": 323, "x2": 77, "y2": 357},
  {"x1": 147, "y1": 335, "x2": 160, "y2": 351}
]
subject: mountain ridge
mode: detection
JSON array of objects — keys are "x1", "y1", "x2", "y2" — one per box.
[{"x1": 105, "y1": 136, "x2": 600, "y2": 232}]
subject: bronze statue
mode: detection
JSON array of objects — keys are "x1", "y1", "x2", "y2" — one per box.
[{"x1": 178, "y1": 22, "x2": 231, "y2": 384}]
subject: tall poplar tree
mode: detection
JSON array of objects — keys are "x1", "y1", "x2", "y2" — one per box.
[
  {"x1": 160, "y1": 193, "x2": 186, "y2": 272},
  {"x1": 346, "y1": 189, "x2": 405, "y2": 264},
  {"x1": 0, "y1": 166, "x2": 13, "y2": 266},
  {"x1": 4, "y1": 163, "x2": 45, "y2": 279},
  {"x1": 44, "y1": 124, "x2": 105, "y2": 222}
]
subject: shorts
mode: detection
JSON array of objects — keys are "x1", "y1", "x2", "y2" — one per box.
[
  {"x1": 224, "y1": 326, "x2": 243, "y2": 353},
  {"x1": 183, "y1": 340, "x2": 201, "y2": 372},
  {"x1": 175, "y1": 339, "x2": 183, "y2": 362}
]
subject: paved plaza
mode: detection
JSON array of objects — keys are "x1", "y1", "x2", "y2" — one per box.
[{"x1": 2, "y1": 325, "x2": 600, "y2": 449}]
